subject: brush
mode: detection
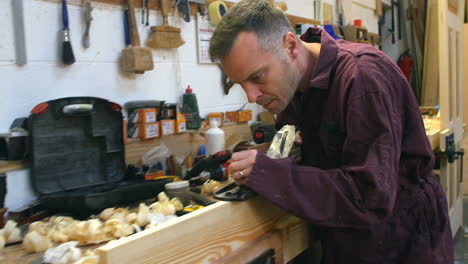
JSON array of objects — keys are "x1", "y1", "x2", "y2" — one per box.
[
  {"x1": 146, "y1": 0, "x2": 185, "y2": 49},
  {"x1": 61, "y1": 0, "x2": 75, "y2": 65}
]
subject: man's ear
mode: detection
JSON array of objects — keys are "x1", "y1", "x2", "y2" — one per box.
[{"x1": 283, "y1": 32, "x2": 299, "y2": 59}]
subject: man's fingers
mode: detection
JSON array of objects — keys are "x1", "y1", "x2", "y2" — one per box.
[
  {"x1": 230, "y1": 165, "x2": 252, "y2": 179},
  {"x1": 230, "y1": 149, "x2": 258, "y2": 162},
  {"x1": 294, "y1": 131, "x2": 302, "y2": 145}
]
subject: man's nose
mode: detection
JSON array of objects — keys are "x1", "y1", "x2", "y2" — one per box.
[{"x1": 243, "y1": 84, "x2": 262, "y2": 103}]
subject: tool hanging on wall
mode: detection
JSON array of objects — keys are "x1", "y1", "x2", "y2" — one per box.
[
  {"x1": 141, "y1": 0, "x2": 145, "y2": 24},
  {"x1": 12, "y1": 0, "x2": 27, "y2": 65},
  {"x1": 61, "y1": 0, "x2": 76, "y2": 65},
  {"x1": 123, "y1": 7, "x2": 131, "y2": 47},
  {"x1": 174, "y1": 0, "x2": 208, "y2": 22},
  {"x1": 146, "y1": 0, "x2": 185, "y2": 49},
  {"x1": 141, "y1": 0, "x2": 150, "y2": 26},
  {"x1": 145, "y1": 0, "x2": 150, "y2": 26},
  {"x1": 174, "y1": 0, "x2": 191, "y2": 22},
  {"x1": 120, "y1": 0, "x2": 154, "y2": 73},
  {"x1": 82, "y1": 0, "x2": 93, "y2": 49},
  {"x1": 173, "y1": 0, "x2": 228, "y2": 25}
]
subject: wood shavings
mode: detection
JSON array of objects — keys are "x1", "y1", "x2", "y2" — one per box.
[
  {"x1": 136, "y1": 203, "x2": 149, "y2": 227},
  {"x1": 3, "y1": 220, "x2": 21, "y2": 243},
  {"x1": 23, "y1": 230, "x2": 53, "y2": 253},
  {"x1": 170, "y1": 198, "x2": 183, "y2": 211},
  {"x1": 18, "y1": 191, "x2": 182, "y2": 254},
  {"x1": 201, "y1": 180, "x2": 222, "y2": 195},
  {"x1": 99, "y1": 208, "x2": 115, "y2": 222},
  {"x1": 149, "y1": 192, "x2": 176, "y2": 215},
  {"x1": 0, "y1": 230, "x2": 5, "y2": 251},
  {"x1": 43, "y1": 241, "x2": 81, "y2": 264}
]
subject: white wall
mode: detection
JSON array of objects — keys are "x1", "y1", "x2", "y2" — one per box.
[
  {"x1": 1, "y1": 0, "x2": 253, "y2": 131},
  {"x1": 341, "y1": 0, "x2": 380, "y2": 33},
  {"x1": 1, "y1": 0, "x2": 318, "y2": 211}
]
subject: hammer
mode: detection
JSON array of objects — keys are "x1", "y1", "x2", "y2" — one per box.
[{"x1": 120, "y1": 0, "x2": 154, "y2": 74}]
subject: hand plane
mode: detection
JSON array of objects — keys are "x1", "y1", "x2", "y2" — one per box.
[{"x1": 214, "y1": 125, "x2": 296, "y2": 201}]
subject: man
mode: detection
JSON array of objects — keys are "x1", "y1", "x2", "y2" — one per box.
[{"x1": 209, "y1": 0, "x2": 453, "y2": 263}]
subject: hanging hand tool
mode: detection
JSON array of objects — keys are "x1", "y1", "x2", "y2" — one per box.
[
  {"x1": 12, "y1": 0, "x2": 27, "y2": 65},
  {"x1": 82, "y1": 0, "x2": 93, "y2": 49},
  {"x1": 146, "y1": 0, "x2": 185, "y2": 49},
  {"x1": 174, "y1": 0, "x2": 210, "y2": 22},
  {"x1": 61, "y1": 0, "x2": 75, "y2": 65},
  {"x1": 174, "y1": 0, "x2": 191, "y2": 22},
  {"x1": 120, "y1": 0, "x2": 154, "y2": 73},
  {"x1": 145, "y1": 0, "x2": 150, "y2": 26},
  {"x1": 123, "y1": 7, "x2": 131, "y2": 47},
  {"x1": 141, "y1": 0, "x2": 145, "y2": 24}
]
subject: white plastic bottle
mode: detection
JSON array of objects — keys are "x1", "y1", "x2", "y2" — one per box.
[{"x1": 205, "y1": 120, "x2": 225, "y2": 155}]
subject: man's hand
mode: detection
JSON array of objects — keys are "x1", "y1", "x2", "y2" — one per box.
[{"x1": 229, "y1": 149, "x2": 258, "y2": 185}]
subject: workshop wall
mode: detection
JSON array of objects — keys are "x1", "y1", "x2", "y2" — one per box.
[
  {"x1": 1, "y1": 0, "x2": 257, "y2": 131},
  {"x1": 2, "y1": 0, "x2": 384, "y2": 211},
  {"x1": 0, "y1": 0, "x2": 317, "y2": 211}
]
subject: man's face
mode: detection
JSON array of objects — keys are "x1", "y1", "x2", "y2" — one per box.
[{"x1": 220, "y1": 32, "x2": 301, "y2": 114}]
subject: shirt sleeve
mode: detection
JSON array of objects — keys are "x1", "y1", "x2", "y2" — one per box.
[{"x1": 246, "y1": 67, "x2": 402, "y2": 229}]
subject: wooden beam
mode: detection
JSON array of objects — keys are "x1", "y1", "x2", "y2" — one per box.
[{"x1": 97, "y1": 197, "x2": 308, "y2": 264}]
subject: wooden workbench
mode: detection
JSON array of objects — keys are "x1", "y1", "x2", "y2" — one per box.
[
  {"x1": 0, "y1": 119, "x2": 441, "y2": 263},
  {"x1": 1, "y1": 197, "x2": 308, "y2": 264}
]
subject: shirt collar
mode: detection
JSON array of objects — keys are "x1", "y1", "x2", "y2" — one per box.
[{"x1": 300, "y1": 27, "x2": 338, "y2": 90}]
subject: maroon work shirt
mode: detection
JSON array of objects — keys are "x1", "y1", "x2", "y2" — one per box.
[{"x1": 247, "y1": 28, "x2": 453, "y2": 263}]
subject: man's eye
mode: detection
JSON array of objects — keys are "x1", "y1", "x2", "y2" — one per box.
[{"x1": 252, "y1": 72, "x2": 264, "y2": 81}]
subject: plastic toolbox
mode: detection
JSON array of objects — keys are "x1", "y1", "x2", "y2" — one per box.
[{"x1": 28, "y1": 97, "x2": 171, "y2": 216}]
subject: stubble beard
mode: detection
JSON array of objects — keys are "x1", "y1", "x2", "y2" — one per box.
[{"x1": 273, "y1": 60, "x2": 301, "y2": 114}]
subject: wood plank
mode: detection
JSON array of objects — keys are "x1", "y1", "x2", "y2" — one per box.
[
  {"x1": 448, "y1": 0, "x2": 458, "y2": 14},
  {"x1": 0, "y1": 161, "x2": 28, "y2": 174},
  {"x1": 375, "y1": 0, "x2": 382, "y2": 16},
  {"x1": 212, "y1": 230, "x2": 284, "y2": 264},
  {"x1": 463, "y1": 24, "x2": 468, "y2": 129},
  {"x1": 97, "y1": 197, "x2": 308, "y2": 264},
  {"x1": 422, "y1": 1, "x2": 439, "y2": 106}
]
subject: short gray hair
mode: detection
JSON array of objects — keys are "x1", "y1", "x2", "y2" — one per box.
[{"x1": 209, "y1": 0, "x2": 294, "y2": 62}]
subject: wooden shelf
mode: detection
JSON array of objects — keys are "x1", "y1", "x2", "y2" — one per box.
[
  {"x1": 0, "y1": 123, "x2": 252, "y2": 174},
  {"x1": 125, "y1": 122, "x2": 253, "y2": 165},
  {"x1": 0, "y1": 161, "x2": 28, "y2": 174}
]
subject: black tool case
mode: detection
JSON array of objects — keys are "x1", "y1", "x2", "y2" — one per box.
[{"x1": 28, "y1": 97, "x2": 171, "y2": 217}]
